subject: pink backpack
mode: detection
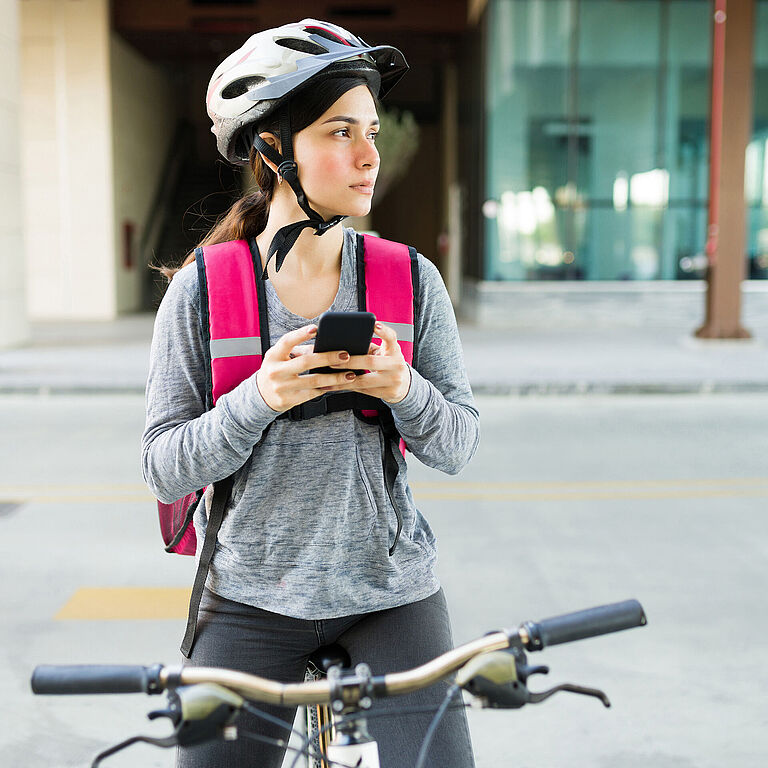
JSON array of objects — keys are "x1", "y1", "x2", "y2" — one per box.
[
  {"x1": 159, "y1": 232, "x2": 416, "y2": 555},
  {"x1": 156, "y1": 233, "x2": 418, "y2": 656}
]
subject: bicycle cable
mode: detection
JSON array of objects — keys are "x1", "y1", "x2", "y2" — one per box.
[
  {"x1": 238, "y1": 729, "x2": 340, "y2": 763},
  {"x1": 287, "y1": 698, "x2": 471, "y2": 768},
  {"x1": 243, "y1": 701, "x2": 342, "y2": 768},
  {"x1": 414, "y1": 683, "x2": 462, "y2": 768},
  {"x1": 242, "y1": 701, "x2": 308, "y2": 745}
]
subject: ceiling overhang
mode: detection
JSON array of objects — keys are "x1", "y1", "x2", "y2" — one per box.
[{"x1": 113, "y1": 0, "x2": 473, "y2": 62}]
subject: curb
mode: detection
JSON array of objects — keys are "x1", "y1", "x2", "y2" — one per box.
[
  {"x1": 2, "y1": 382, "x2": 768, "y2": 397},
  {"x1": 470, "y1": 381, "x2": 768, "y2": 396}
]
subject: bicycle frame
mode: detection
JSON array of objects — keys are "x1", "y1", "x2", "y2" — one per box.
[{"x1": 302, "y1": 666, "x2": 336, "y2": 768}]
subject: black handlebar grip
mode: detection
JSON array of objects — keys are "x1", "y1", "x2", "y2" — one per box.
[
  {"x1": 522, "y1": 599, "x2": 647, "y2": 650},
  {"x1": 31, "y1": 664, "x2": 163, "y2": 695}
]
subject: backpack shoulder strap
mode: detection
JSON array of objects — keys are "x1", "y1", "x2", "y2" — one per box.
[
  {"x1": 180, "y1": 475, "x2": 234, "y2": 658},
  {"x1": 354, "y1": 233, "x2": 419, "y2": 556},
  {"x1": 181, "y1": 238, "x2": 265, "y2": 656},
  {"x1": 357, "y1": 233, "x2": 418, "y2": 366},
  {"x1": 195, "y1": 238, "x2": 269, "y2": 407}
]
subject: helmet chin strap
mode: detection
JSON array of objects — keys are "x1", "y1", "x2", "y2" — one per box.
[{"x1": 251, "y1": 106, "x2": 346, "y2": 279}]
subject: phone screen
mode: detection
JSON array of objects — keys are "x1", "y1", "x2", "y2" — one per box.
[{"x1": 310, "y1": 311, "x2": 376, "y2": 374}]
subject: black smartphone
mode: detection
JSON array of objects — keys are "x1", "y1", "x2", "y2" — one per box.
[{"x1": 310, "y1": 311, "x2": 376, "y2": 374}]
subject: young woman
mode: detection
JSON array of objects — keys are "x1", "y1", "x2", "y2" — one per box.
[{"x1": 142, "y1": 19, "x2": 479, "y2": 768}]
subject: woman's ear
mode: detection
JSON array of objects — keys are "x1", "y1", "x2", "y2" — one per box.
[{"x1": 257, "y1": 132, "x2": 281, "y2": 174}]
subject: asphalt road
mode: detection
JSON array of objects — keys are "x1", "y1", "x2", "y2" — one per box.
[{"x1": 2, "y1": 393, "x2": 767, "y2": 767}]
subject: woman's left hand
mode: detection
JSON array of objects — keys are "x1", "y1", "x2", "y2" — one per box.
[{"x1": 323, "y1": 321, "x2": 411, "y2": 404}]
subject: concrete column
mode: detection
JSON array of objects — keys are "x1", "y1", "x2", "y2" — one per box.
[
  {"x1": 0, "y1": 0, "x2": 29, "y2": 348},
  {"x1": 20, "y1": 0, "x2": 116, "y2": 320},
  {"x1": 696, "y1": 0, "x2": 753, "y2": 338},
  {"x1": 440, "y1": 61, "x2": 462, "y2": 304}
]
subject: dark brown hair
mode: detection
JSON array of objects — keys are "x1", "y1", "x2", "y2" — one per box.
[{"x1": 159, "y1": 75, "x2": 377, "y2": 280}]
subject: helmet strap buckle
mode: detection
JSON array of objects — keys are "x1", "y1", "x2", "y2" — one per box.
[{"x1": 277, "y1": 160, "x2": 299, "y2": 185}]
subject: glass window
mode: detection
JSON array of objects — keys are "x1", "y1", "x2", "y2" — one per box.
[
  {"x1": 749, "y1": 0, "x2": 768, "y2": 278},
  {"x1": 484, "y1": 0, "x2": 720, "y2": 280},
  {"x1": 484, "y1": 0, "x2": 573, "y2": 279}
]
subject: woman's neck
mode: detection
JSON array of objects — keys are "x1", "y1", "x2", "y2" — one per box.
[
  {"x1": 254, "y1": 189, "x2": 346, "y2": 319},
  {"x1": 256, "y1": 190, "x2": 344, "y2": 282}
]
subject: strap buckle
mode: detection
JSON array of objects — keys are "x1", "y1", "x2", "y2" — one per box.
[
  {"x1": 288, "y1": 396, "x2": 328, "y2": 421},
  {"x1": 277, "y1": 160, "x2": 299, "y2": 184}
]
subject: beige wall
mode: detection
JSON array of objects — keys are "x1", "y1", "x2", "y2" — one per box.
[
  {"x1": 110, "y1": 33, "x2": 177, "y2": 313},
  {"x1": 0, "y1": 0, "x2": 28, "y2": 347},
  {"x1": 20, "y1": 0, "x2": 175, "y2": 319},
  {"x1": 21, "y1": 0, "x2": 115, "y2": 319}
]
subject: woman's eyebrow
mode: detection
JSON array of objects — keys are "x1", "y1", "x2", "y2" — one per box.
[{"x1": 321, "y1": 115, "x2": 380, "y2": 127}]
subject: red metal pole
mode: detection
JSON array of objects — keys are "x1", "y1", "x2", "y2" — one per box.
[{"x1": 705, "y1": 0, "x2": 727, "y2": 265}]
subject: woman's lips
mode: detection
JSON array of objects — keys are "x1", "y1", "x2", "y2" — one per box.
[{"x1": 350, "y1": 184, "x2": 374, "y2": 195}]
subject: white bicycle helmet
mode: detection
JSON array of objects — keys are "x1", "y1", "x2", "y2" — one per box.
[
  {"x1": 205, "y1": 19, "x2": 408, "y2": 276},
  {"x1": 207, "y1": 18, "x2": 408, "y2": 165}
]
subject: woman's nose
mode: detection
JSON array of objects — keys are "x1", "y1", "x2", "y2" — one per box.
[{"x1": 358, "y1": 138, "x2": 379, "y2": 169}]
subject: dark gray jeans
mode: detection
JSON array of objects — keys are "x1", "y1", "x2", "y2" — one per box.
[{"x1": 176, "y1": 587, "x2": 475, "y2": 768}]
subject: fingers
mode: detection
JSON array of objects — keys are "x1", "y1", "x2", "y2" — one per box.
[
  {"x1": 285, "y1": 350, "x2": 351, "y2": 375},
  {"x1": 342, "y1": 350, "x2": 399, "y2": 372},
  {"x1": 333, "y1": 328, "x2": 402, "y2": 372},
  {"x1": 373, "y1": 321, "x2": 399, "y2": 354},
  {"x1": 269, "y1": 325, "x2": 317, "y2": 361},
  {"x1": 288, "y1": 342, "x2": 314, "y2": 359},
  {"x1": 312, "y1": 370, "x2": 358, "y2": 391}
]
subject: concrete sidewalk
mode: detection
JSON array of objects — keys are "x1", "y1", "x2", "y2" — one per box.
[{"x1": 0, "y1": 303, "x2": 766, "y2": 395}]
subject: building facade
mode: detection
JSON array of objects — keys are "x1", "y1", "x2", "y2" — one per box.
[
  {"x1": 475, "y1": 0, "x2": 768, "y2": 283},
  {"x1": 2, "y1": 0, "x2": 766, "y2": 347}
]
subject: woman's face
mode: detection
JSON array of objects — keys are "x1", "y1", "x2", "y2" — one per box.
[{"x1": 291, "y1": 84, "x2": 380, "y2": 220}]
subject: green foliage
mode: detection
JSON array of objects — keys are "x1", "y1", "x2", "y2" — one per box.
[{"x1": 373, "y1": 107, "x2": 420, "y2": 205}]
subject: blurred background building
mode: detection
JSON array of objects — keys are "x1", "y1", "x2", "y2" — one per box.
[{"x1": 1, "y1": 0, "x2": 765, "y2": 346}]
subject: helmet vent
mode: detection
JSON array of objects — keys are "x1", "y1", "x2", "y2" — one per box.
[
  {"x1": 275, "y1": 38, "x2": 329, "y2": 55},
  {"x1": 221, "y1": 76, "x2": 266, "y2": 99},
  {"x1": 304, "y1": 26, "x2": 350, "y2": 45}
]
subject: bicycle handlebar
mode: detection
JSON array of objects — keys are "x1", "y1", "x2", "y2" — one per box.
[
  {"x1": 31, "y1": 664, "x2": 163, "y2": 695},
  {"x1": 521, "y1": 599, "x2": 646, "y2": 650},
  {"x1": 31, "y1": 599, "x2": 646, "y2": 702}
]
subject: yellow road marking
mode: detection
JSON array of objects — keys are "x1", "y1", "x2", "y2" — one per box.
[
  {"x1": 0, "y1": 483, "x2": 154, "y2": 504},
  {"x1": 410, "y1": 478, "x2": 768, "y2": 490},
  {"x1": 0, "y1": 483, "x2": 149, "y2": 493},
  {"x1": 1, "y1": 496, "x2": 154, "y2": 504},
  {"x1": 412, "y1": 488, "x2": 768, "y2": 502},
  {"x1": 56, "y1": 587, "x2": 191, "y2": 620},
  {"x1": 3, "y1": 479, "x2": 768, "y2": 506},
  {"x1": 409, "y1": 478, "x2": 768, "y2": 502}
]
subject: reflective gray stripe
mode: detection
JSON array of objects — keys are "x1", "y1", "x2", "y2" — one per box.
[
  {"x1": 377, "y1": 321, "x2": 414, "y2": 343},
  {"x1": 209, "y1": 337, "x2": 262, "y2": 359}
]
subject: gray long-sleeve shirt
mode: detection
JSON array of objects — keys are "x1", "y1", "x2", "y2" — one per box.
[{"x1": 142, "y1": 226, "x2": 479, "y2": 619}]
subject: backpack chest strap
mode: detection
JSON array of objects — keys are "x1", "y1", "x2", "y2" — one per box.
[{"x1": 276, "y1": 392, "x2": 383, "y2": 422}]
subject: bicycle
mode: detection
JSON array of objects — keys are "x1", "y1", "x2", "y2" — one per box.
[{"x1": 31, "y1": 598, "x2": 647, "y2": 768}]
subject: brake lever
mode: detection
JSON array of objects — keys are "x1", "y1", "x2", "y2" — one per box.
[
  {"x1": 456, "y1": 647, "x2": 611, "y2": 710},
  {"x1": 90, "y1": 685, "x2": 243, "y2": 766},
  {"x1": 91, "y1": 734, "x2": 180, "y2": 767},
  {"x1": 528, "y1": 682, "x2": 611, "y2": 708}
]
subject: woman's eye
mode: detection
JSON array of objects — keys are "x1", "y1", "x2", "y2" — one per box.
[{"x1": 332, "y1": 128, "x2": 378, "y2": 140}]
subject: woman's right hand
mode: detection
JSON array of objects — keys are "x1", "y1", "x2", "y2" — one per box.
[{"x1": 255, "y1": 324, "x2": 357, "y2": 413}]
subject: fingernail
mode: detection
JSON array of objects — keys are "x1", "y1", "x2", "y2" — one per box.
[
  {"x1": 345, "y1": 372, "x2": 356, "y2": 380},
  {"x1": 307, "y1": 325, "x2": 317, "y2": 333},
  {"x1": 375, "y1": 322, "x2": 383, "y2": 329},
  {"x1": 339, "y1": 352, "x2": 350, "y2": 361}
]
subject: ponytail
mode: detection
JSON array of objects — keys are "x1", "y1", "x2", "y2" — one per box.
[{"x1": 156, "y1": 146, "x2": 275, "y2": 281}]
